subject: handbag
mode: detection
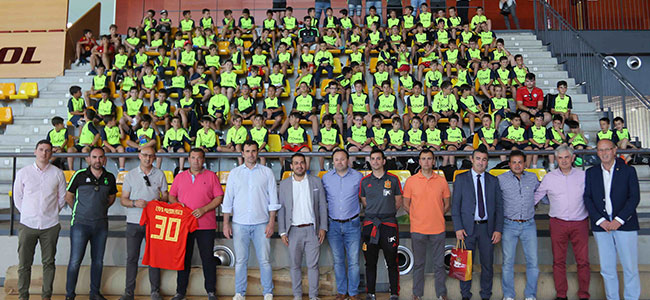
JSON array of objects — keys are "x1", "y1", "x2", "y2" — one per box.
[{"x1": 449, "y1": 240, "x2": 473, "y2": 281}]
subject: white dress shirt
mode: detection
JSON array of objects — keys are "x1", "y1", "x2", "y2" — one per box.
[
  {"x1": 471, "y1": 169, "x2": 488, "y2": 221},
  {"x1": 291, "y1": 176, "x2": 315, "y2": 226},
  {"x1": 222, "y1": 163, "x2": 281, "y2": 225},
  {"x1": 13, "y1": 162, "x2": 66, "y2": 229},
  {"x1": 598, "y1": 162, "x2": 625, "y2": 225}
]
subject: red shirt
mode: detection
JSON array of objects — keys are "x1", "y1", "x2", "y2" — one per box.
[
  {"x1": 140, "y1": 201, "x2": 198, "y2": 270},
  {"x1": 79, "y1": 37, "x2": 97, "y2": 51},
  {"x1": 169, "y1": 169, "x2": 223, "y2": 230},
  {"x1": 516, "y1": 86, "x2": 544, "y2": 109}
]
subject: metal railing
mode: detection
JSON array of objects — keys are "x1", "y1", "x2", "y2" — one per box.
[
  {"x1": 544, "y1": 0, "x2": 650, "y2": 30},
  {"x1": 532, "y1": 0, "x2": 650, "y2": 145},
  {"x1": 2, "y1": 149, "x2": 649, "y2": 236}
]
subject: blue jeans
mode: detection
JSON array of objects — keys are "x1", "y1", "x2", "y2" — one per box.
[
  {"x1": 327, "y1": 217, "x2": 361, "y2": 296},
  {"x1": 366, "y1": 1, "x2": 382, "y2": 18},
  {"x1": 66, "y1": 222, "x2": 108, "y2": 298},
  {"x1": 233, "y1": 223, "x2": 274, "y2": 295},
  {"x1": 411, "y1": 0, "x2": 427, "y2": 15},
  {"x1": 501, "y1": 219, "x2": 539, "y2": 299},
  {"x1": 593, "y1": 230, "x2": 640, "y2": 300},
  {"x1": 314, "y1": 2, "x2": 331, "y2": 26}
]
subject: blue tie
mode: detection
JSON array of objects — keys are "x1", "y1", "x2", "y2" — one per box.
[{"x1": 477, "y1": 174, "x2": 485, "y2": 219}]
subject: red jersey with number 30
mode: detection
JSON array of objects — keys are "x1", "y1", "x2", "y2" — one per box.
[{"x1": 140, "y1": 201, "x2": 198, "y2": 270}]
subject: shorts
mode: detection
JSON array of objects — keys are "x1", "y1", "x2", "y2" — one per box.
[
  {"x1": 498, "y1": 141, "x2": 528, "y2": 150},
  {"x1": 348, "y1": 4, "x2": 363, "y2": 16},
  {"x1": 346, "y1": 143, "x2": 361, "y2": 151},
  {"x1": 179, "y1": 65, "x2": 193, "y2": 73},
  {"x1": 107, "y1": 143, "x2": 121, "y2": 149},
  {"x1": 268, "y1": 110, "x2": 284, "y2": 119},
  {"x1": 73, "y1": 144, "x2": 88, "y2": 152},
  {"x1": 69, "y1": 115, "x2": 83, "y2": 127},
  {"x1": 283, "y1": 144, "x2": 309, "y2": 152},
  {"x1": 297, "y1": 112, "x2": 313, "y2": 120},
  {"x1": 204, "y1": 146, "x2": 218, "y2": 152},
  {"x1": 550, "y1": 143, "x2": 560, "y2": 150},
  {"x1": 516, "y1": 109, "x2": 534, "y2": 117},
  {"x1": 388, "y1": 146, "x2": 404, "y2": 151},
  {"x1": 238, "y1": 106, "x2": 255, "y2": 116},
  {"x1": 161, "y1": 144, "x2": 184, "y2": 152},
  {"x1": 273, "y1": 1, "x2": 287, "y2": 10},
  {"x1": 492, "y1": 109, "x2": 507, "y2": 118},
  {"x1": 194, "y1": 86, "x2": 208, "y2": 96}
]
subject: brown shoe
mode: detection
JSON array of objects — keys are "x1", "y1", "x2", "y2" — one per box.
[
  {"x1": 348, "y1": 295, "x2": 360, "y2": 300},
  {"x1": 413, "y1": 296, "x2": 421, "y2": 300},
  {"x1": 335, "y1": 294, "x2": 348, "y2": 300}
]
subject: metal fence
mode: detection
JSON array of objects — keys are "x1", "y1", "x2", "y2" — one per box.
[{"x1": 545, "y1": 0, "x2": 650, "y2": 30}]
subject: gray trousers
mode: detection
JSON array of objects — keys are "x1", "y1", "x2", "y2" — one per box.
[
  {"x1": 288, "y1": 226, "x2": 320, "y2": 298},
  {"x1": 412, "y1": 232, "x2": 447, "y2": 298},
  {"x1": 503, "y1": 3, "x2": 521, "y2": 30},
  {"x1": 18, "y1": 223, "x2": 60, "y2": 299},
  {"x1": 125, "y1": 223, "x2": 161, "y2": 295}
]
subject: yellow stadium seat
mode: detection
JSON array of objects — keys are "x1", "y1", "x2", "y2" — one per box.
[
  {"x1": 281, "y1": 171, "x2": 293, "y2": 180},
  {"x1": 117, "y1": 171, "x2": 128, "y2": 183},
  {"x1": 434, "y1": 170, "x2": 445, "y2": 178},
  {"x1": 0, "y1": 83, "x2": 16, "y2": 100},
  {"x1": 218, "y1": 41, "x2": 230, "y2": 55},
  {"x1": 243, "y1": 41, "x2": 253, "y2": 55},
  {"x1": 320, "y1": 79, "x2": 336, "y2": 97},
  {"x1": 279, "y1": 79, "x2": 291, "y2": 98},
  {"x1": 472, "y1": 133, "x2": 480, "y2": 149},
  {"x1": 9, "y1": 82, "x2": 38, "y2": 100},
  {"x1": 115, "y1": 106, "x2": 124, "y2": 123},
  {"x1": 332, "y1": 57, "x2": 342, "y2": 74},
  {"x1": 317, "y1": 171, "x2": 328, "y2": 178},
  {"x1": 64, "y1": 170, "x2": 76, "y2": 183},
  {"x1": 233, "y1": 58, "x2": 247, "y2": 75},
  {"x1": 360, "y1": 170, "x2": 371, "y2": 176},
  {"x1": 452, "y1": 169, "x2": 469, "y2": 181},
  {"x1": 265, "y1": 105, "x2": 286, "y2": 126},
  {"x1": 488, "y1": 169, "x2": 508, "y2": 178},
  {"x1": 369, "y1": 57, "x2": 378, "y2": 73},
  {"x1": 268, "y1": 134, "x2": 282, "y2": 152},
  {"x1": 218, "y1": 171, "x2": 230, "y2": 185},
  {"x1": 387, "y1": 170, "x2": 411, "y2": 185},
  {"x1": 0, "y1": 107, "x2": 13, "y2": 126},
  {"x1": 307, "y1": 134, "x2": 313, "y2": 150},
  {"x1": 163, "y1": 170, "x2": 174, "y2": 184}
]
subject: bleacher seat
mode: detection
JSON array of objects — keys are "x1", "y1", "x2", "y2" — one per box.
[
  {"x1": 268, "y1": 134, "x2": 282, "y2": 152},
  {"x1": 0, "y1": 83, "x2": 16, "y2": 100},
  {"x1": 0, "y1": 107, "x2": 13, "y2": 126},
  {"x1": 9, "y1": 82, "x2": 38, "y2": 100},
  {"x1": 63, "y1": 170, "x2": 76, "y2": 183},
  {"x1": 116, "y1": 170, "x2": 128, "y2": 198}
]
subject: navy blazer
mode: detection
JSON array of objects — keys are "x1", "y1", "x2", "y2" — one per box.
[
  {"x1": 451, "y1": 170, "x2": 504, "y2": 236},
  {"x1": 584, "y1": 158, "x2": 640, "y2": 232}
]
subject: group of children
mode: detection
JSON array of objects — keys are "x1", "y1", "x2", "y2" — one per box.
[{"x1": 63, "y1": 5, "x2": 636, "y2": 171}]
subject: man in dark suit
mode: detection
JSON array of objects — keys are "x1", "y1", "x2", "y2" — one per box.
[
  {"x1": 451, "y1": 147, "x2": 504, "y2": 300},
  {"x1": 584, "y1": 139, "x2": 640, "y2": 300},
  {"x1": 278, "y1": 153, "x2": 328, "y2": 300}
]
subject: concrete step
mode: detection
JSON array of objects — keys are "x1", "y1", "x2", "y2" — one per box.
[
  {"x1": 32, "y1": 98, "x2": 67, "y2": 107},
  {"x1": 0, "y1": 135, "x2": 48, "y2": 146},
  {"x1": 53, "y1": 76, "x2": 92, "y2": 84},
  {"x1": 504, "y1": 40, "x2": 543, "y2": 47},
  {"x1": 46, "y1": 82, "x2": 91, "y2": 92},
  {"x1": 3, "y1": 124, "x2": 56, "y2": 135},
  {"x1": 11, "y1": 117, "x2": 54, "y2": 126},
  {"x1": 519, "y1": 57, "x2": 558, "y2": 66}
]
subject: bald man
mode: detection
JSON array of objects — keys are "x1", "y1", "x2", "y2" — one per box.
[{"x1": 120, "y1": 147, "x2": 169, "y2": 300}]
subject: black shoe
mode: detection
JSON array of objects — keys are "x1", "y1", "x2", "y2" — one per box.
[
  {"x1": 579, "y1": 298, "x2": 589, "y2": 300},
  {"x1": 208, "y1": 292, "x2": 217, "y2": 300},
  {"x1": 461, "y1": 298, "x2": 470, "y2": 300},
  {"x1": 555, "y1": 298, "x2": 568, "y2": 300},
  {"x1": 171, "y1": 294, "x2": 186, "y2": 300},
  {"x1": 119, "y1": 294, "x2": 135, "y2": 300},
  {"x1": 65, "y1": 297, "x2": 75, "y2": 300},
  {"x1": 89, "y1": 294, "x2": 108, "y2": 300}
]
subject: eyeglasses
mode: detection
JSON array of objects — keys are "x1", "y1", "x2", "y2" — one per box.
[{"x1": 143, "y1": 175, "x2": 151, "y2": 187}]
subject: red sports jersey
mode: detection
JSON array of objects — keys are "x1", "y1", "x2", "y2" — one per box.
[
  {"x1": 516, "y1": 86, "x2": 544, "y2": 109},
  {"x1": 140, "y1": 201, "x2": 198, "y2": 270}
]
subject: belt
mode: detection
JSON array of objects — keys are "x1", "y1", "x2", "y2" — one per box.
[
  {"x1": 294, "y1": 223, "x2": 313, "y2": 228},
  {"x1": 507, "y1": 218, "x2": 530, "y2": 223},
  {"x1": 474, "y1": 220, "x2": 488, "y2": 224},
  {"x1": 330, "y1": 214, "x2": 359, "y2": 223}
]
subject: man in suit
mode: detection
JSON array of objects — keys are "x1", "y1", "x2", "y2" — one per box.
[
  {"x1": 278, "y1": 153, "x2": 328, "y2": 300},
  {"x1": 451, "y1": 147, "x2": 504, "y2": 300},
  {"x1": 584, "y1": 139, "x2": 640, "y2": 300}
]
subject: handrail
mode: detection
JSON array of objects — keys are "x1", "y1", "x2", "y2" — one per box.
[{"x1": 533, "y1": 0, "x2": 650, "y2": 111}]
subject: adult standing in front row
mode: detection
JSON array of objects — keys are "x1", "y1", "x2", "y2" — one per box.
[
  {"x1": 359, "y1": 149, "x2": 402, "y2": 300},
  {"x1": 169, "y1": 148, "x2": 224, "y2": 300},
  {"x1": 534, "y1": 145, "x2": 590, "y2": 300},
  {"x1": 279, "y1": 153, "x2": 328, "y2": 300},
  {"x1": 119, "y1": 147, "x2": 168, "y2": 300},
  {"x1": 66, "y1": 147, "x2": 117, "y2": 300},
  {"x1": 403, "y1": 150, "x2": 450, "y2": 300},
  {"x1": 322, "y1": 149, "x2": 364, "y2": 300},
  {"x1": 451, "y1": 147, "x2": 503, "y2": 300},
  {"x1": 584, "y1": 139, "x2": 640, "y2": 300},
  {"x1": 223, "y1": 140, "x2": 281, "y2": 300},
  {"x1": 14, "y1": 140, "x2": 66, "y2": 300},
  {"x1": 497, "y1": 150, "x2": 540, "y2": 300}
]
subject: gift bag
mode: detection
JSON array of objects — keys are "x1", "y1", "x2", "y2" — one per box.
[{"x1": 449, "y1": 240, "x2": 472, "y2": 281}]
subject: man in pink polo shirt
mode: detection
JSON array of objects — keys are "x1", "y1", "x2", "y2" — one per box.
[{"x1": 169, "y1": 148, "x2": 224, "y2": 300}]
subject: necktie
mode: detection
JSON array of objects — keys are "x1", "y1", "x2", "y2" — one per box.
[{"x1": 477, "y1": 174, "x2": 485, "y2": 219}]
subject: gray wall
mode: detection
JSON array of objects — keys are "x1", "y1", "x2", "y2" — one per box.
[{"x1": 68, "y1": 0, "x2": 116, "y2": 35}]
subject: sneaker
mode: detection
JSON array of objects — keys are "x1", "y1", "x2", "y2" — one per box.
[
  {"x1": 264, "y1": 294, "x2": 273, "y2": 300},
  {"x1": 335, "y1": 294, "x2": 347, "y2": 300},
  {"x1": 208, "y1": 292, "x2": 217, "y2": 300},
  {"x1": 310, "y1": 297, "x2": 321, "y2": 300},
  {"x1": 437, "y1": 296, "x2": 448, "y2": 300},
  {"x1": 503, "y1": 298, "x2": 515, "y2": 300},
  {"x1": 525, "y1": 298, "x2": 536, "y2": 300},
  {"x1": 171, "y1": 293, "x2": 186, "y2": 300},
  {"x1": 389, "y1": 295, "x2": 399, "y2": 300},
  {"x1": 150, "y1": 291, "x2": 162, "y2": 300},
  {"x1": 88, "y1": 70, "x2": 97, "y2": 76},
  {"x1": 294, "y1": 296, "x2": 302, "y2": 300},
  {"x1": 233, "y1": 293, "x2": 246, "y2": 300},
  {"x1": 413, "y1": 296, "x2": 421, "y2": 300},
  {"x1": 65, "y1": 297, "x2": 75, "y2": 300},
  {"x1": 366, "y1": 294, "x2": 376, "y2": 300},
  {"x1": 119, "y1": 294, "x2": 134, "y2": 300},
  {"x1": 76, "y1": 59, "x2": 82, "y2": 66}
]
